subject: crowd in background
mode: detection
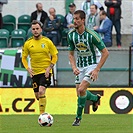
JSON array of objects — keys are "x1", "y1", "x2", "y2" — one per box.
[{"x1": 0, "y1": 0, "x2": 122, "y2": 48}]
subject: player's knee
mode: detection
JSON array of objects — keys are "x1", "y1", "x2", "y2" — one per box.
[
  {"x1": 78, "y1": 87, "x2": 86, "y2": 96},
  {"x1": 39, "y1": 91, "x2": 44, "y2": 96},
  {"x1": 39, "y1": 86, "x2": 46, "y2": 96}
]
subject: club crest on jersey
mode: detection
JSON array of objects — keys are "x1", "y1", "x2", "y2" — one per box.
[
  {"x1": 41, "y1": 44, "x2": 45, "y2": 48},
  {"x1": 76, "y1": 42, "x2": 88, "y2": 51}
]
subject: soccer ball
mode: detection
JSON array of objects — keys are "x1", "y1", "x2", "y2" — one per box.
[{"x1": 38, "y1": 113, "x2": 53, "y2": 127}]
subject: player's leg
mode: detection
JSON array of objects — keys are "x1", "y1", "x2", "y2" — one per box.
[
  {"x1": 39, "y1": 86, "x2": 47, "y2": 114},
  {"x1": 75, "y1": 66, "x2": 99, "y2": 101},
  {"x1": 73, "y1": 68, "x2": 86, "y2": 126},
  {"x1": 84, "y1": 64, "x2": 101, "y2": 111},
  {"x1": 77, "y1": 81, "x2": 88, "y2": 120},
  {"x1": 75, "y1": 68, "x2": 84, "y2": 96},
  {"x1": 38, "y1": 73, "x2": 51, "y2": 114},
  {"x1": 34, "y1": 92, "x2": 39, "y2": 100},
  {"x1": 72, "y1": 80, "x2": 89, "y2": 126},
  {"x1": 86, "y1": 89, "x2": 98, "y2": 101},
  {"x1": 32, "y1": 75, "x2": 43, "y2": 114}
]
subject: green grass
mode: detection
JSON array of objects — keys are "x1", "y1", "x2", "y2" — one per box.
[{"x1": 0, "y1": 114, "x2": 133, "y2": 133}]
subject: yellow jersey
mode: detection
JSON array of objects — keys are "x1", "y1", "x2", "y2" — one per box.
[{"x1": 22, "y1": 36, "x2": 58, "y2": 75}]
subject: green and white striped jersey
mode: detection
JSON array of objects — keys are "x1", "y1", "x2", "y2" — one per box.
[{"x1": 68, "y1": 28, "x2": 105, "y2": 68}]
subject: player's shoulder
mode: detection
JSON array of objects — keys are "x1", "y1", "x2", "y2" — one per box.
[
  {"x1": 85, "y1": 27, "x2": 94, "y2": 34},
  {"x1": 26, "y1": 36, "x2": 34, "y2": 42},
  {"x1": 85, "y1": 28, "x2": 101, "y2": 42},
  {"x1": 68, "y1": 28, "x2": 76, "y2": 35},
  {"x1": 41, "y1": 36, "x2": 56, "y2": 47},
  {"x1": 41, "y1": 36, "x2": 55, "y2": 45},
  {"x1": 24, "y1": 37, "x2": 34, "y2": 46},
  {"x1": 86, "y1": 28, "x2": 99, "y2": 37},
  {"x1": 41, "y1": 36, "x2": 51, "y2": 42}
]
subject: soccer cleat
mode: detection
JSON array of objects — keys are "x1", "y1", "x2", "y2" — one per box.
[
  {"x1": 92, "y1": 94, "x2": 101, "y2": 112},
  {"x1": 72, "y1": 118, "x2": 81, "y2": 126}
]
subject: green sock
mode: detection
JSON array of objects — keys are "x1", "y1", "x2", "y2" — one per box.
[
  {"x1": 86, "y1": 90, "x2": 98, "y2": 101},
  {"x1": 76, "y1": 94, "x2": 87, "y2": 120}
]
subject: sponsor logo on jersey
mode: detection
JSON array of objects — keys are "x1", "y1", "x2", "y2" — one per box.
[
  {"x1": 41, "y1": 44, "x2": 45, "y2": 48},
  {"x1": 76, "y1": 42, "x2": 87, "y2": 50},
  {"x1": 76, "y1": 42, "x2": 92, "y2": 56}
]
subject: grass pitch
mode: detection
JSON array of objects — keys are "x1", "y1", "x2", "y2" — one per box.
[{"x1": 0, "y1": 114, "x2": 133, "y2": 133}]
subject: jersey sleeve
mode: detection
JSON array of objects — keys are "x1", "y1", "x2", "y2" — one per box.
[
  {"x1": 22, "y1": 41, "x2": 29, "y2": 58},
  {"x1": 22, "y1": 41, "x2": 29, "y2": 69},
  {"x1": 67, "y1": 33, "x2": 75, "y2": 51},
  {"x1": 48, "y1": 39, "x2": 58, "y2": 55},
  {"x1": 91, "y1": 30, "x2": 106, "y2": 51}
]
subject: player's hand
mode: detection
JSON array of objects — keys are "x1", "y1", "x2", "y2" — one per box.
[
  {"x1": 27, "y1": 67, "x2": 34, "y2": 78},
  {"x1": 73, "y1": 68, "x2": 80, "y2": 75},
  {"x1": 89, "y1": 69, "x2": 99, "y2": 82}
]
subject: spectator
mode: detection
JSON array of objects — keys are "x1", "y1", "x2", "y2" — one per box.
[
  {"x1": 27, "y1": 2, "x2": 48, "y2": 39},
  {"x1": 81, "y1": 0, "x2": 104, "y2": 16},
  {"x1": 93, "y1": 10, "x2": 112, "y2": 47},
  {"x1": 104, "y1": 0, "x2": 122, "y2": 48},
  {"x1": 86, "y1": 4, "x2": 100, "y2": 29},
  {"x1": 43, "y1": 7, "x2": 61, "y2": 46},
  {"x1": 0, "y1": 0, "x2": 8, "y2": 29},
  {"x1": 61, "y1": 3, "x2": 76, "y2": 46},
  {"x1": 31, "y1": 2, "x2": 48, "y2": 25},
  {"x1": 64, "y1": 2, "x2": 76, "y2": 31}
]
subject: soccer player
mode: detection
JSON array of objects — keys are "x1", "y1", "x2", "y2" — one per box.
[
  {"x1": 22, "y1": 20, "x2": 58, "y2": 114},
  {"x1": 67, "y1": 10, "x2": 109, "y2": 126}
]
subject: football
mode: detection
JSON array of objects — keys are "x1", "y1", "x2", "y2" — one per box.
[{"x1": 38, "y1": 113, "x2": 53, "y2": 127}]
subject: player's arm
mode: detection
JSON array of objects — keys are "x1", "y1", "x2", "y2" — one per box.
[
  {"x1": 67, "y1": 33, "x2": 80, "y2": 75},
  {"x1": 48, "y1": 42, "x2": 58, "y2": 68},
  {"x1": 69, "y1": 51, "x2": 76, "y2": 70},
  {"x1": 95, "y1": 48, "x2": 109, "y2": 72},
  {"x1": 22, "y1": 44, "x2": 34, "y2": 77},
  {"x1": 22, "y1": 56, "x2": 34, "y2": 77},
  {"x1": 50, "y1": 54, "x2": 58, "y2": 68},
  {"x1": 90, "y1": 47, "x2": 109, "y2": 81},
  {"x1": 22, "y1": 54, "x2": 28, "y2": 70},
  {"x1": 69, "y1": 51, "x2": 80, "y2": 75},
  {"x1": 45, "y1": 42, "x2": 58, "y2": 78},
  {"x1": 67, "y1": 33, "x2": 75, "y2": 68},
  {"x1": 45, "y1": 54, "x2": 58, "y2": 78},
  {"x1": 93, "y1": 31, "x2": 109, "y2": 70},
  {"x1": 90, "y1": 32, "x2": 109, "y2": 81},
  {"x1": 22, "y1": 45, "x2": 29, "y2": 69}
]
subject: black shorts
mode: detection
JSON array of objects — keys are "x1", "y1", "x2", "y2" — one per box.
[{"x1": 32, "y1": 73, "x2": 51, "y2": 92}]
